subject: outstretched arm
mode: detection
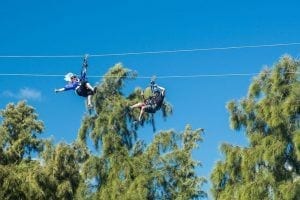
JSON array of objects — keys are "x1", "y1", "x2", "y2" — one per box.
[
  {"x1": 54, "y1": 88, "x2": 66, "y2": 93},
  {"x1": 157, "y1": 85, "x2": 166, "y2": 96},
  {"x1": 55, "y1": 82, "x2": 78, "y2": 93}
]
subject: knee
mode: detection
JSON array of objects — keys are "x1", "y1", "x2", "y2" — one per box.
[{"x1": 137, "y1": 102, "x2": 144, "y2": 107}]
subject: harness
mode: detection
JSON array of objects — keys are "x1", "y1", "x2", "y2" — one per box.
[
  {"x1": 75, "y1": 55, "x2": 92, "y2": 97},
  {"x1": 145, "y1": 87, "x2": 164, "y2": 111},
  {"x1": 80, "y1": 54, "x2": 88, "y2": 82}
]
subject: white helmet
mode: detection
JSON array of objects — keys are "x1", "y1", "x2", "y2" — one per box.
[{"x1": 64, "y1": 72, "x2": 77, "y2": 82}]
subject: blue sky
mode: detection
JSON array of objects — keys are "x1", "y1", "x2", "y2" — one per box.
[{"x1": 1, "y1": 0, "x2": 300, "y2": 198}]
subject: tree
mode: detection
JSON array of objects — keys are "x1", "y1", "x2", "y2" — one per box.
[
  {"x1": 0, "y1": 101, "x2": 44, "y2": 164},
  {"x1": 0, "y1": 101, "x2": 45, "y2": 199},
  {"x1": 38, "y1": 141, "x2": 88, "y2": 200},
  {"x1": 78, "y1": 63, "x2": 206, "y2": 199},
  {"x1": 211, "y1": 55, "x2": 300, "y2": 199},
  {"x1": 0, "y1": 64, "x2": 206, "y2": 199},
  {"x1": 0, "y1": 102, "x2": 85, "y2": 200},
  {"x1": 142, "y1": 125, "x2": 207, "y2": 200}
]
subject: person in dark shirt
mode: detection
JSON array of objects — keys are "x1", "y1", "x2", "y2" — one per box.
[{"x1": 130, "y1": 82, "x2": 165, "y2": 122}]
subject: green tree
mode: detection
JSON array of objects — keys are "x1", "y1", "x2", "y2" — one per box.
[
  {"x1": 38, "y1": 141, "x2": 88, "y2": 200},
  {"x1": 0, "y1": 101, "x2": 45, "y2": 199},
  {"x1": 0, "y1": 101, "x2": 85, "y2": 200},
  {"x1": 211, "y1": 56, "x2": 300, "y2": 200},
  {"x1": 0, "y1": 64, "x2": 206, "y2": 199},
  {"x1": 142, "y1": 125, "x2": 207, "y2": 200},
  {"x1": 78, "y1": 63, "x2": 206, "y2": 199},
  {"x1": 0, "y1": 101, "x2": 44, "y2": 164}
]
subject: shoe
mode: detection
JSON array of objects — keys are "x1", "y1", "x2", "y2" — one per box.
[
  {"x1": 133, "y1": 120, "x2": 140, "y2": 125},
  {"x1": 93, "y1": 87, "x2": 97, "y2": 93}
]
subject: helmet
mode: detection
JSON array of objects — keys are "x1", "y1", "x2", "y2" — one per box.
[{"x1": 64, "y1": 72, "x2": 77, "y2": 82}]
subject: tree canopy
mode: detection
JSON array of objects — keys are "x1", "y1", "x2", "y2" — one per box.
[
  {"x1": 78, "y1": 63, "x2": 206, "y2": 199},
  {"x1": 0, "y1": 63, "x2": 206, "y2": 199},
  {"x1": 211, "y1": 55, "x2": 300, "y2": 200}
]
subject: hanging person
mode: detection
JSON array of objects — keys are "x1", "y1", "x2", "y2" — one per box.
[
  {"x1": 129, "y1": 80, "x2": 166, "y2": 122},
  {"x1": 54, "y1": 55, "x2": 97, "y2": 108}
]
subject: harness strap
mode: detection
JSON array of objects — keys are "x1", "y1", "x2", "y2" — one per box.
[{"x1": 80, "y1": 54, "x2": 89, "y2": 81}]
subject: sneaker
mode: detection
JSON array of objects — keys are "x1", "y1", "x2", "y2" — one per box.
[
  {"x1": 93, "y1": 87, "x2": 97, "y2": 93},
  {"x1": 133, "y1": 120, "x2": 140, "y2": 125}
]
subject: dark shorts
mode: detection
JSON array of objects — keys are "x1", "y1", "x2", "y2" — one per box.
[
  {"x1": 144, "y1": 104, "x2": 156, "y2": 113},
  {"x1": 75, "y1": 81, "x2": 94, "y2": 97}
]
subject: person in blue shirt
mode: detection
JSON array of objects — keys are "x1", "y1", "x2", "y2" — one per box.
[{"x1": 54, "y1": 56, "x2": 96, "y2": 108}]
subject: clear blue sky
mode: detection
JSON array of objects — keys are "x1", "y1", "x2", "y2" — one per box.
[{"x1": 1, "y1": 0, "x2": 300, "y2": 198}]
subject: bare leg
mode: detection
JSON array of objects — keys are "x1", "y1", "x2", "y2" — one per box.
[
  {"x1": 138, "y1": 106, "x2": 146, "y2": 121},
  {"x1": 87, "y1": 95, "x2": 93, "y2": 107},
  {"x1": 85, "y1": 82, "x2": 94, "y2": 91},
  {"x1": 130, "y1": 102, "x2": 144, "y2": 109}
]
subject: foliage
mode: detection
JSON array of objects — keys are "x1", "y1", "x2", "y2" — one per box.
[
  {"x1": 0, "y1": 63, "x2": 205, "y2": 199},
  {"x1": 0, "y1": 102, "x2": 86, "y2": 199},
  {"x1": 211, "y1": 55, "x2": 300, "y2": 200},
  {"x1": 0, "y1": 101, "x2": 44, "y2": 165},
  {"x1": 0, "y1": 102, "x2": 45, "y2": 199},
  {"x1": 78, "y1": 63, "x2": 206, "y2": 199}
]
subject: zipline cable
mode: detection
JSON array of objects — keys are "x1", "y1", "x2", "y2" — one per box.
[
  {"x1": 0, "y1": 72, "x2": 299, "y2": 79},
  {"x1": 0, "y1": 42, "x2": 300, "y2": 58}
]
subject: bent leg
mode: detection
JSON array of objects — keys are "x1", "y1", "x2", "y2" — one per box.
[
  {"x1": 87, "y1": 95, "x2": 93, "y2": 107},
  {"x1": 130, "y1": 102, "x2": 145, "y2": 109},
  {"x1": 81, "y1": 80, "x2": 94, "y2": 91},
  {"x1": 138, "y1": 104, "x2": 153, "y2": 121},
  {"x1": 85, "y1": 82, "x2": 94, "y2": 91},
  {"x1": 139, "y1": 106, "x2": 146, "y2": 121}
]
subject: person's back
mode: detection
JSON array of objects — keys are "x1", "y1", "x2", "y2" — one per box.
[{"x1": 152, "y1": 91, "x2": 164, "y2": 109}]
